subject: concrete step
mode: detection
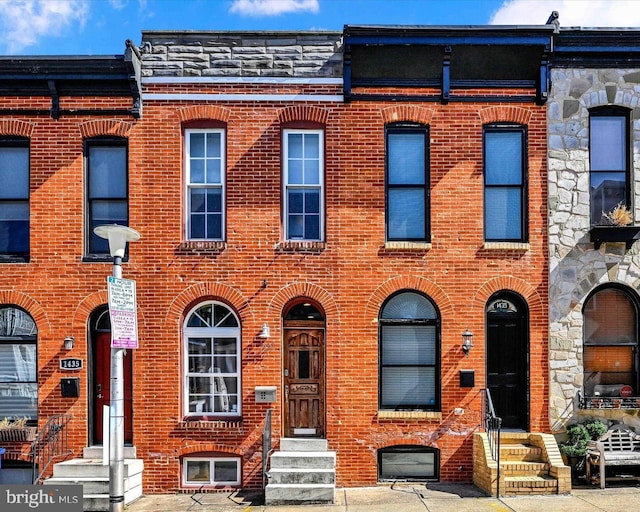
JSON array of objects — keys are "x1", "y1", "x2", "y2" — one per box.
[
  {"x1": 268, "y1": 467, "x2": 335, "y2": 485},
  {"x1": 280, "y1": 438, "x2": 328, "y2": 452},
  {"x1": 50, "y1": 458, "x2": 143, "y2": 479},
  {"x1": 264, "y1": 483, "x2": 335, "y2": 505},
  {"x1": 503, "y1": 475, "x2": 558, "y2": 495},
  {"x1": 44, "y1": 469, "x2": 142, "y2": 494},
  {"x1": 500, "y1": 443, "x2": 543, "y2": 462},
  {"x1": 269, "y1": 451, "x2": 336, "y2": 470},
  {"x1": 83, "y1": 445, "x2": 137, "y2": 459},
  {"x1": 81, "y1": 485, "x2": 143, "y2": 512},
  {"x1": 501, "y1": 461, "x2": 549, "y2": 477}
]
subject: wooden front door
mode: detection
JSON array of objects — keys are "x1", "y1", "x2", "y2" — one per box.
[
  {"x1": 486, "y1": 296, "x2": 528, "y2": 430},
  {"x1": 93, "y1": 331, "x2": 133, "y2": 444},
  {"x1": 284, "y1": 328, "x2": 325, "y2": 437}
]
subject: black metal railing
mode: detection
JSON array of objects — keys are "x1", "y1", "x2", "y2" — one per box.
[
  {"x1": 262, "y1": 408, "x2": 273, "y2": 490},
  {"x1": 482, "y1": 389, "x2": 502, "y2": 498},
  {"x1": 578, "y1": 391, "x2": 640, "y2": 409},
  {"x1": 30, "y1": 414, "x2": 73, "y2": 484}
]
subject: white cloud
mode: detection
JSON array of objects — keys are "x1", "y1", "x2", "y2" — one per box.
[
  {"x1": 490, "y1": 0, "x2": 640, "y2": 27},
  {"x1": 229, "y1": 0, "x2": 319, "y2": 17},
  {"x1": 0, "y1": 0, "x2": 89, "y2": 53}
]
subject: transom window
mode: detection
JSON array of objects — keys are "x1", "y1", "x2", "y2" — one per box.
[
  {"x1": 86, "y1": 138, "x2": 128, "y2": 256},
  {"x1": 589, "y1": 107, "x2": 630, "y2": 225},
  {"x1": 0, "y1": 138, "x2": 29, "y2": 261},
  {"x1": 185, "y1": 129, "x2": 225, "y2": 240},
  {"x1": 385, "y1": 124, "x2": 429, "y2": 242},
  {"x1": 483, "y1": 125, "x2": 527, "y2": 241},
  {"x1": 183, "y1": 302, "x2": 240, "y2": 417},
  {"x1": 183, "y1": 457, "x2": 240, "y2": 486},
  {"x1": 583, "y1": 286, "x2": 638, "y2": 397},
  {"x1": 283, "y1": 129, "x2": 323, "y2": 241},
  {"x1": 379, "y1": 291, "x2": 439, "y2": 410},
  {"x1": 0, "y1": 306, "x2": 37, "y2": 421}
]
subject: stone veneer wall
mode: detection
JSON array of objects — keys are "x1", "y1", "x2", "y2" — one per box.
[
  {"x1": 548, "y1": 68, "x2": 640, "y2": 432},
  {"x1": 139, "y1": 31, "x2": 343, "y2": 78}
]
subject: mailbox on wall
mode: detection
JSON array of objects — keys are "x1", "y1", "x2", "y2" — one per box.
[
  {"x1": 255, "y1": 386, "x2": 277, "y2": 403},
  {"x1": 61, "y1": 377, "x2": 80, "y2": 398},
  {"x1": 459, "y1": 370, "x2": 475, "y2": 388}
]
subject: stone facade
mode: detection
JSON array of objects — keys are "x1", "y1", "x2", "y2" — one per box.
[{"x1": 548, "y1": 68, "x2": 640, "y2": 432}]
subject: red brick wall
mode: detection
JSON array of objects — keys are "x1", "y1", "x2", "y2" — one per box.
[{"x1": 0, "y1": 83, "x2": 547, "y2": 490}]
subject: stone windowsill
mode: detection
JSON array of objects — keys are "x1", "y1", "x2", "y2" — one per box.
[
  {"x1": 482, "y1": 242, "x2": 530, "y2": 251},
  {"x1": 177, "y1": 241, "x2": 227, "y2": 252},
  {"x1": 384, "y1": 242, "x2": 432, "y2": 251},
  {"x1": 276, "y1": 240, "x2": 326, "y2": 252},
  {"x1": 178, "y1": 418, "x2": 243, "y2": 430},
  {"x1": 377, "y1": 410, "x2": 442, "y2": 420}
]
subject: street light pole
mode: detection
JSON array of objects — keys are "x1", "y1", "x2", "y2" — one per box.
[{"x1": 94, "y1": 224, "x2": 140, "y2": 512}]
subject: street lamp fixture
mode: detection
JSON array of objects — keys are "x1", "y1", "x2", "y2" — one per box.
[
  {"x1": 94, "y1": 224, "x2": 140, "y2": 512},
  {"x1": 461, "y1": 328, "x2": 474, "y2": 357}
]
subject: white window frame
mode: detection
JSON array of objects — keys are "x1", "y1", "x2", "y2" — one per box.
[
  {"x1": 182, "y1": 457, "x2": 241, "y2": 486},
  {"x1": 185, "y1": 128, "x2": 226, "y2": 241},
  {"x1": 283, "y1": 129, "x2": 324, "y2": 241},
  {"x1": 183, "y1": 301, "x2": 241, "y2": 417}
]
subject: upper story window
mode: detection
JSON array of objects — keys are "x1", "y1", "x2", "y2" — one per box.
[
  {"x1": 583, "y1": 285, "x2": 638, "y2": 399},
  {"x1": 283, "y1": 129, "x2": 323, "y2": 241},
  {"x1": 185, "y1": 129, "x2": 225, "y2": 241},
  {"x1": 484, "y1": 125, "x2": 527, "y2": 242},
  {"x1": 385, "y1": 124, "x2": 429, "y2": 242},
  {"x1": 0, "y1": 138, "x2": 29, "y2": 262},
  {"x1": 379, "y1": 291, "x2": 440, "y2": 411},
  {"x1": 0, "y1": 306, "x2": 37, "y2": 422},
  {"x1": 86, "y1": 138, "x2": 128, "y2": 257},
  {"x1": 183, "y1": 302, "x2": 240, "y2": 417},
  {"x1": 590, "y1": 107, "x2": 630, "y2": 225}
]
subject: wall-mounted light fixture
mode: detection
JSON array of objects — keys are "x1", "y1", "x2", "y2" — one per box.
[
  {"x1": 259, "y1": 324, "x2": 271, "y2": 338},
  {"x1": 461, "y1": 328, "x2": 474, "y2": 357},
  {"x1": 64, "y1": 336, "x2": 75, "y2": 350}
]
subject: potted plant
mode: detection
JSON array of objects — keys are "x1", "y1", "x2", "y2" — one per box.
[
  {"x1": 0, "y1": 417, "x2": 37, "y2": 442},
  {"x1": 559, "y1": 419, "x2": 607, "y2": 484},
  {"x1": 590, "y1": 203, "x2": 640, "y2": 249}
]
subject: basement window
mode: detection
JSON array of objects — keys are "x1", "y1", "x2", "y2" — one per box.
[
  {"x1": 182, "y1": 457, "x2": 241, "y2": 486},
  {"x1": 378, "y1": 445, "x2": 439, "y2": 481}
]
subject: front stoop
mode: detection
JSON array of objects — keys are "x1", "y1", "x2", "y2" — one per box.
[
  {"x1": 44, "y1": 447, "x2": 143, "y2": 512},
  {"x1": 473, "y1": 432, "x2": 571, "y2": 497},
  {"x1": 265, "y1": 438, "x2": 336, "y2": 505}
]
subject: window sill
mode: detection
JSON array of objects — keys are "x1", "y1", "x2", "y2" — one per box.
[
  {"x1": 276, "y1": 241, "x2": 326, "y2": 252},
  {"x1": 482, "y1": 242, "x2": 530, "y2": 251},
  {"x1": 178, "y1": 418, "x2": 243, "y2": 431},
  {"x1": 377, "y1": 410, "x2": 442, "y2": 420},
  {"x1": 578, "y1": 396, "x2": 640, "y2": 410},
  {"x1": 384, "y1": 242, "x2": 432, "y2": 251},
  {"x1": 177, "y1": 241, "x2": 227, "y2": 253},
  {"x1": 589, "y1": 225, "x2": 640, "y2": 250},
  {"x1": 82, "y1": 255, "x2": 129, "y2": 263}
]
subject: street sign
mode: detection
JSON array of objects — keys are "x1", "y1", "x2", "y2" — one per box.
[{"x1": 107, "y1": 276, "x2": 139, "y2": 349}]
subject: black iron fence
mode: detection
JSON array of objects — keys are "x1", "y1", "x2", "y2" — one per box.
[
  {"x1": 262, "y1": 408, "x2": 272, "y2": 490},
  {"x1": 30, "y1": 414, "x2": 73, "y2": 484},
  {"x1": 482, "y1": 389, "x2": 502, "y2": 498}
]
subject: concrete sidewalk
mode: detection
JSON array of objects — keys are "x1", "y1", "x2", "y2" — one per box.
[{"x1": 125, "y1": 482, "x2": 640, "y2": 512}]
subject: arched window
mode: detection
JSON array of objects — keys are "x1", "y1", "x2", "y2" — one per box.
[
  {"x1": 0, "y1": 306, "x2": 37, "y2": 421},
  {"x1": 183, "y1": 302, "x2": 240, "y2": 417},
  {"x1": 583, "y1": 286, "x2": 639, "y2": 397},
  {"x1": 379, "y1": 291, "x2": 439, "y2": 410}
]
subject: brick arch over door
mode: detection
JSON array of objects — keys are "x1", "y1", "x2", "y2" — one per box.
[
  {"x1": 472, "y1": 276, "x2": 542, "y2": 316},
  {"x1": 278, "y1": 105, "x2": 330, "y2": 125},
  {"x1": 267, "y1": 282, "x2": 338, "y2": 327},
  {"x1": 380, "y1": 106, "x2": 434, "y2": 125},
  {"x1": 78, "y1": 119, "x2": 134, "y2": 138},
  {"x1": 0, "y1": 119, "x2": 34, "y2": 137},
  {"x1": 163, "y1": 282, "x2": 253, "y2": 331},
  {"x1": 0, "y1": 290, "x2": 51, "y2": 337},
  {"x1": 364, "y1": 276, "x2": 453, "y2": 322},
  {"x1": 177, "y1": 105, "x2": 231, "y2": 123},
  {"x1": 478, "y1": 106, "x2": 532, "y2": 126}
]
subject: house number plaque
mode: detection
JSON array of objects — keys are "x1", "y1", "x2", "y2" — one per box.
[{"x1": 60, "y1": 358, "x2": 83, "y2": 371}]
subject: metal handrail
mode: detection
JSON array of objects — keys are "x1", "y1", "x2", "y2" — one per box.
[
  {"x1": 30, "y1": 414, "x2": 73, "y2": 484},
  {"x1": 482, "y1": 389, "x2": 502, "y2": 498},
  {"x1": 262, "y1": 408, "x2": 273, "y2": 490}
]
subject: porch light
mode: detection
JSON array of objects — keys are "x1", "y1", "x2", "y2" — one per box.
[
  {"x1": 63, "y1": 336, "x2": 75, "y2": 350},
  {"x1": 259, "y1": 324, "x2": 271, "y2": 338},
  {"x1": 462, "y1": 328, "x2": 474, "y2": 357}
]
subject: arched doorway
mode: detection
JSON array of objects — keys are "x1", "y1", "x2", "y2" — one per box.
[
  {"x1": 282, "y1": 300, "x2": 325, "y2": 437},
  {"x1": 486, "y1": 292, "x2": 529, "y2": 430},
  {"x1": 90, "y1": 307, "x2": 133, "y2": 445}
]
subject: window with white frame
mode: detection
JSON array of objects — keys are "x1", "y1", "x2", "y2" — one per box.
[
  {"x1": 183, "y1": 457, "x2": 241, "y2": 486},
  {"x1": 185, "y1": 129, "x2": 225, "y2": 241},
  {"x1": 589, "y1": 107, "x2": 630, "y2": 225},
  {"x1": 184, "y1": 302, "x2": 240, "y2": 416},
  {"x1": 483, "y1": 125, "x2": 527, "y2": 242},
  {"x1": 379, "y1": 291, "x2": 440, "y2": 410},
  {"x1": 0, "y1": 138, "x2": 29, "y2": 261},
  {"x1": 283, "y1": 129, "x2": 323, "y2": 241},
  {"x1": 385, "y1": 124, "x2": 429, "y2": 242}
]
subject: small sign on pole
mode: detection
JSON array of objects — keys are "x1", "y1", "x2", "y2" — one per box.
[{"x1": 107, "y1": 276, "x2": 139, "y2": 349}]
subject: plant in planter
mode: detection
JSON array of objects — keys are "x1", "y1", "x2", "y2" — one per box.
[
  {"x1": 591, "y1": 203, "x2": 640, "y2": 249},
  {"x1": 601, "y1": 202, "x2": 633, "y2": 226},
  {"x1": 559, "y1": 419, "x2": 607, "y2": 483},
  {"x1": 0, "y1": 417, "x2": 37, "y2": 442}
]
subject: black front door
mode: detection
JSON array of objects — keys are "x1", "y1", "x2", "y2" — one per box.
[{"x1": 486, "y1": 295, "x2": 528, "y2": 430}]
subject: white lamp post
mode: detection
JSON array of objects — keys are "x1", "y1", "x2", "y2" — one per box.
[{"x1": 94, "y1": 224, "x2": 140, "y2": 512}]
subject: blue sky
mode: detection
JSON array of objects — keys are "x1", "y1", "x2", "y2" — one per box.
[{"x1": 1, "y1": 0, "x2": 639, "y2": 56}]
